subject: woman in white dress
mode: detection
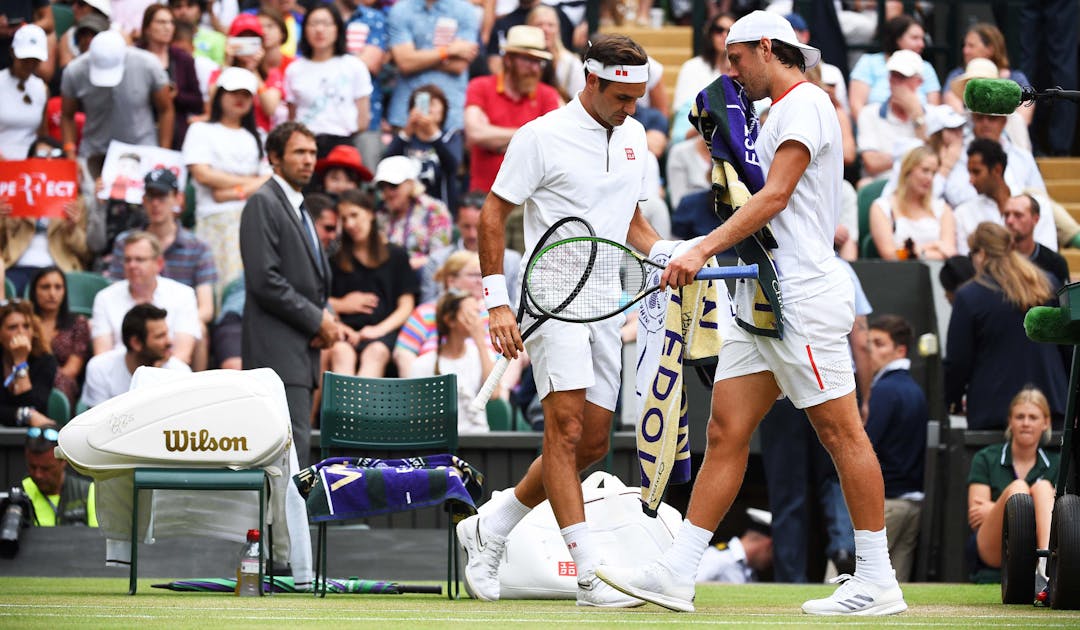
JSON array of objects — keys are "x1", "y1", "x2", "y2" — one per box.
[{"x1": 869, "y1": 144, "x2": 956, "y2": 261}]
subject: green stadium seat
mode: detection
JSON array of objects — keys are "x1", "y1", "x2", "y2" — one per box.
[
  {"x1": 48, "y1": 388, "x2": 71, "y2": 426},
  {"x1": 64, "y1": 271, "x2": 111, "y2": 316},
  {"x1": 4, "y1": 277, "x2": 14, "y2": 300},
  {"x1": 485, "y1": 398, "x2": 514, "y2": 431},
  {"x1": 857, "y1": 178, "x2": 888, "y2": 259},
  {"x1": 315, "y1": 372, "x2": 461, "y2": 598}
]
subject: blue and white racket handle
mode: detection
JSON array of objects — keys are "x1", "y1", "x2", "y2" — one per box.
[
  {"x1": 471, "y1": 355, "x2": 509, "y2": 412},
  {"x1": 693, "y1": 264, "x2": 758, "y2": 280}
]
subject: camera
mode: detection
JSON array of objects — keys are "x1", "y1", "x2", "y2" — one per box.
[{"x1": 0, "y1": 487, "x2": 32, "y2": 559}]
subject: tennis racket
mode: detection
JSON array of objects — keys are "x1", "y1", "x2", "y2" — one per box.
[
  {"x1": 526, "y1": 236, "x2": 758, "y2": 323},
  {"x1": 469, "y1": 216, "x2": 596, "y2": 412}
]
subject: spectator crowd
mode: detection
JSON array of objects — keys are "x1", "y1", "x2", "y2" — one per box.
[{"x1": 0, "y1": 0, "x2": 1077, "y2": 587}]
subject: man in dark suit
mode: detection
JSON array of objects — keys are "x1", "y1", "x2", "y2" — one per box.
[{"x1": 240, "y1": 122, "x2": 340, "y2": 467}]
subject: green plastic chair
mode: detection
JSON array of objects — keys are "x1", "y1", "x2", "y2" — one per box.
[
  {"x1": 316, "y1": 372, "x2": 460, "y2": 598},
  {"x1": 64, "y1": 271, "x2": 111, "y2": 316},
  {"x1": 857, "y1": 178, "x2": 888, "y2": 259},
  {"x1": 48, "y1": 388, "x2": 71, "y2": 426},
  {"x1": 485, "y1": 398, "x2": 514, "y2": 431},
  {"x1": 4, "y1": 277, "x2": 14, "y2": 300}
]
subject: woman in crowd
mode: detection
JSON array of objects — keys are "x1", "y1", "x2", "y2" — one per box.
[
  {"x1": 138, "y1": 4, "x2": 203, "y2": 149},
  {"x1": 373, "y1": 155, "x2": 452, "y2": 271},
  {"x1": 285, "y1": 4, "x2": 372, "y2": 158},
  {"x1": 0, "y1": 137, "x2": 90, "y2": 294},
  {"x1": 526, "y1": 4, "x2": 583, "y2": 104},
  {"x1": 0, "y1": 300, "x2": 57, "y2": 428},
  {"x1": 848, "y1": 14, "x2": 941, "y2": 121},
  {"x1": 882, "y1": 105, "x2": 967, "y2": 200},
  {"x1": 383, "y1": 84, "x2": 461, "y2": 213},
  {"x1": 29, "y1": 267, "x2": 90, "y2": 407},
  {"x1": 409, "y1": 289, "x2": 493, "y2": 434},
  {"x1": 183, "y1": 67, "x2": 270, "y2": 295},
  {"x1": 945, "y1": 223, "x2": 1068, "y2": 431},
  {"x1": 209, "y1": 13, "x2": 285, "y2": 133},
  {"x1": 0, "y1": 25, "x2": 48, "y2": 161},
  {"x1": 869, "y1": 144, "x2": 956, "y2": 261},
  {"x1": 943, "y1": 22, "x2": 1032, "y2": 125},
  {"x1": 328, "y1": 190, "x2": 417, "y2": 377},
  {"x1": 967, "y1": 387, "x2": 1058, "y2": 573},
  {"x1": 672, "y1": 12, "x2": 734, "y2": 115},
  {"x1": 313, "y1": 144, "x2": 373, "y2": 197}
]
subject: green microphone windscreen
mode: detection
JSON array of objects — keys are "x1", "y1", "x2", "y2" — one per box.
[
  {"x1": 964, "y1": 78, "x2": 1023, "y2": 115},
  {"x1": 1025, "y1": 306, "x2": 1080, "y2": 344}
]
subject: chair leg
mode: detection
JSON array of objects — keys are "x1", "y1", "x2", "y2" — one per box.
[
  {"x1": 128, "y1": 484, "x2": 139, "y2": 595},
  {"x1": 447, "y1": 516, "x2": 460, "y2": 600},
  {"x1": 318, "y1": 522, "x2": 328, "y2": 598}
]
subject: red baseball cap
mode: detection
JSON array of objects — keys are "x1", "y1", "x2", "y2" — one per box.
[
  {"x1": 229, "y1": 14, "x2": 264, "y2": 38},
  {"x1": 316, "y1": 145, "x2": 373, "y2": 182}
]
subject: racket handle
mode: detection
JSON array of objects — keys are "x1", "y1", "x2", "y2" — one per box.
[
  {"x1": 696, "y1": 264, "x2": 759, "y2": 280},
  {"x1": 470, "y1": 355, "x2": 509, "y2": 412}
]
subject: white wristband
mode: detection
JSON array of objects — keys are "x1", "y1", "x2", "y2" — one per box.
[{"x1": 482, "y1": 274, "x2": 511, "y2": 310}]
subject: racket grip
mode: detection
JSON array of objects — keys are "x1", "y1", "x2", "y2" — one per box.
[
  {"x1": 696, "y1": 263, "x2": 759, "y2": 280},
  {"x1": 470, "y1": 355, "x2": 509, "y2": 412}
]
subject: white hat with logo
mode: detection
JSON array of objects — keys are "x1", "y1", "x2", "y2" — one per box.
[{"x1": 726, "y1": 10, "x2": 821, "y2": 70}]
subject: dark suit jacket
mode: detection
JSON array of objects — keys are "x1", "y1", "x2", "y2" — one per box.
[{"x1": 240, "y1": 177, "x2": 331, "y2": 388}]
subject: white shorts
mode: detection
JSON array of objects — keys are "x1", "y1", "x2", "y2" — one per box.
[
  {"x1": 714, "y1": 291, "x2": 856, "y2": 409},
  {"x1": 525, "y1": 317, "x2": 623, "y2": 411}
]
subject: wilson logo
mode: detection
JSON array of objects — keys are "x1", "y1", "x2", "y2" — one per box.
[{"x1": 163, "y1": 429, "x2": 249, "y2": 452}]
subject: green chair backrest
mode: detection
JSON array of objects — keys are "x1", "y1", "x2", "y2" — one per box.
[
  {"x1": 75, "y1": 400, "x2": 90, "y2": 417},
  {"x1": 319, "y1": 372, "x2": 458, "y2": 456},
  {"x1": 65, "y1": 271, "x2": 112, "y2": 316},
  {"x1": 48, "y1": 388, "x2": 72, "y2": 426},
  {"x1": 4, "y1": 277, "x2": 14, "y2": 300},
  {"x1": 485, "y1": 398, "x2": 513, "y2": 431},
  {"x1": 52, "y1": 3, "x2": 75, "y2": 37},
  {"x1": 856, "y1": 178, "x2": 888, "y2": 260}
]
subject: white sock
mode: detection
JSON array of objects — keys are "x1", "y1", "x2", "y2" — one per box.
[
  {"x1": 484, "y1": 490, "x2": 532, "y2": 540},
  {"x1": 561, "y1": 522, "x2": 600, "y2": 578},
  {"x1": 854, "y1": 528, "x2": 897, "y2": 586},
  {"x1": 1038, "y1": 556, "x2": 1048, "y2": 579},
  {"x1": 662, "y1": 519, "x2": 713, "y2": 581}
]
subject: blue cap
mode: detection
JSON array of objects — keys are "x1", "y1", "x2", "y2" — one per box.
[{"x1": 784, "y1": 13, "x2": 808, "y2": 32}]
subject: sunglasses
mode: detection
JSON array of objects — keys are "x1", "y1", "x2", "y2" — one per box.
[
  {"x1": 27, "y1": 426, "x2": 60, "y2": 442},
  {"x1": 710, "y1": 25, "x2": 729, "y2": 35}
]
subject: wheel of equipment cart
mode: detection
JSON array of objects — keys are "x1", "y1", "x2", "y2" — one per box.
[
  {"x1": 1001, "y1": 493, "x2": 1037, "y2": 604},
  {"x1": 1049, "y1": 494, "x2": 1080, "y2": 609}
]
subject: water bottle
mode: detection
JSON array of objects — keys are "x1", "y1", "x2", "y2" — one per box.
[{"x1": 236, "y1": 528, "x2": 262, "y2": 597}]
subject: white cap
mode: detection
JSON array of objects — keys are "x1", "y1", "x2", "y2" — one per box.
[
  {"x1": 83, "y1": 0, "x2": 111, "y2": 17},
  {"x1": 88, "y1": 30, "x2": 126, "y2": 88},
  {"x1": 374, "y1": 155, "x2": 419, "y2": 186},
  {"x1": 924, "y1": 104, "x2": 966, "y2": 137},
  {"x1": 885, "y1": 49, "x2": 924, "y2": 78},
  {"x1": 819, "y1": 63, "x2": 844, "y2": 86},
  {"x1": 217, "y1": 67, "x2": 259, "y2": 94},
  {"x1": 727, "y1": 10, "x2": 820, "y2": 70},
  {"x1": 12, "y1": 24, "x2": 48, "y2": 61}
]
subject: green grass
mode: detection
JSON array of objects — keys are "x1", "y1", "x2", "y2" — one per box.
[{"x1": 1, "y1": 579, "x2": 1078, "y2": 628}]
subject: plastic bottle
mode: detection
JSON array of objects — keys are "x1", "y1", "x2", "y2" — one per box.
[{"x1": 236, "y1": 528, "x2": 262, "y2": 597}]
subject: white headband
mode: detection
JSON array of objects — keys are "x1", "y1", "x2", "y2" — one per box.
[{"x1": 584, "y1": 58, "x2": 649, "y2": 83}]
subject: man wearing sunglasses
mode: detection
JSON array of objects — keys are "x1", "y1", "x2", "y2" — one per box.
[{"x1": 21, "y1": 423, "x2": 98, "y2": 527}]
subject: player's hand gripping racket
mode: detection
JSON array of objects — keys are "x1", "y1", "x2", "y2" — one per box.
[
  {"x1": 526, "y1": 236, "x2": 758, "y2": 323},
  {"x1": 469, "y1": 217, "x2": 595, "y2": 412}
]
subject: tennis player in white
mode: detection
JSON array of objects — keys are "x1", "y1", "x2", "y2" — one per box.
[
  {"x1": 597, "y1": 11, "x2": 907, "y2": 615},
  {"x1": 461, "y1": 34, "x2": 663, "y2": 607}
]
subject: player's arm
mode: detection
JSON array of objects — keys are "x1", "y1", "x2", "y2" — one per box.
[
  {"x1": 662, "y1": 140, "x2": 810, "y2": 288},
  {"x1": 478, "y1": 192, "x2": 522, "y2": 358},
  {"x1": 626, "y1": 205, "x2": 662, "y2": 255}
]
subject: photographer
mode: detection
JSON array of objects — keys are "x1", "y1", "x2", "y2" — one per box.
[{"x1": 21, "y1": 422, "x2": 97, "y2": 527}]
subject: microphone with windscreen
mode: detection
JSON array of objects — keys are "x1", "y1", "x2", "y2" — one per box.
[{"x1": 964, "y1": 78, "x2": 1080, "y2": 115}]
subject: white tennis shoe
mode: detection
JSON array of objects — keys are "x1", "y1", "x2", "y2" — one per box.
[
  {"x1": 456, "y1": 514, "x2": 506, "y2": 601},
  {"x1": 576, "y1": 570, "x2": 646, "y2": 608},
  {"x1": 801, "y1": 574, "x2": 908, "y2": 615},
  {"x1": 595, "y1": 561, "x2": 695, "y2": 612}
]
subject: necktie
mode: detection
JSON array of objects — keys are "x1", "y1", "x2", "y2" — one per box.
[{"x1": 298, "y1": 203, "x2": 321, "y2": 253}]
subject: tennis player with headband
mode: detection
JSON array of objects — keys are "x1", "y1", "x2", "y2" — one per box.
[
  {"x1": 460, "y1": 34, "x2": 663, "y2": 607},
  {"x1": 597, "y1": 11, "x2": 907, "y2": 615}
]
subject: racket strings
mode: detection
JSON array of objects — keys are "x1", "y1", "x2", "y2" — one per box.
[{"x1": 528, "y1": 240, "x2": 647, "y2": 320}]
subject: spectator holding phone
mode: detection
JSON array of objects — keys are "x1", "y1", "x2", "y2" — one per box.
[
  {"x1": 285, "y1": 4, "x2": 372, "y2": 158},
  {"x1": 212, "y1": 14, "x2": 284, "y2": 133},
  {"x1": 384, "y1": 84, "x2": 462, "y2": 212}
]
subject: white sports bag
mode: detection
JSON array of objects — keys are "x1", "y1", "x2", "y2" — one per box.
[{"x1": 492, "y1": 471, "x2": 683, "y2": 599}]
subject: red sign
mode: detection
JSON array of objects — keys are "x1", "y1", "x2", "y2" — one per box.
[
  {"x1": 0, "y1": 159, "x2": 79, "y2": 219},
  {"x1": 557, "y1": 561, "x2": 577, "y2": 577}
]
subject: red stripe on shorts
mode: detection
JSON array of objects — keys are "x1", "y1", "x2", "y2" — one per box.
[{"x1": 805, "y1": 344, "x2": 825, "y2": 391}]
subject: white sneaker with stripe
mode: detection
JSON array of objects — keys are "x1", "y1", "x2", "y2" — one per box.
[{"x1": 801, "y1": 574, "x2": 908, "y2": 616}]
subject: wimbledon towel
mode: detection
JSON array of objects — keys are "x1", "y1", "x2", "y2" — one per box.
[
  {"x1": 690, "y1": 75, "x2": 785, "y2": 338},
  {"x1": 635, "y1": 238, "x2": 726, "y2": 515}
]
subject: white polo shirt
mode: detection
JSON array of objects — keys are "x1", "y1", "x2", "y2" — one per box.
[
  {"x1": 90, "y1": 277, "x2": 203, "y2": 348},
  {"x1": 755, "y1": 82, "x2": 847, "y2": 305},
  {"x1": 953, "y1": 192, "x2": 1058, "y2": 255},
  {"x1": 80, "y1": 348, "x2": 191, "y2": 408},
  {"x1": 491, "y1": 95, "x2": 649, "y2": 264}
]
